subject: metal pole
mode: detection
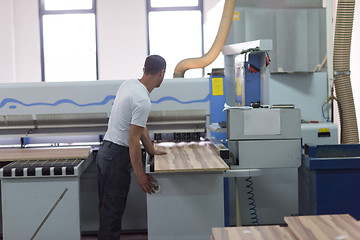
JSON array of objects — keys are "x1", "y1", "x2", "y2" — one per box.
[
  {"x1": 30, "y1": 188, "x2": 69, "y2": 240},
  {"x1": 326, "y1": 0, "x2": 334, "y2": 121}
]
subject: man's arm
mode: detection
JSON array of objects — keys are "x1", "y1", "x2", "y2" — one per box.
[
  {"x1": 140, "y1": 126, "x2": 166, "y2": 156},
  {"x1": 129, "y1": 124, "x2": 156, "y2": 194}
]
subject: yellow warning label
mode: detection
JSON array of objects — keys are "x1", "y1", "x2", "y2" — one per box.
[
  {"x1": 319, "y1": 128, "x2": 330, "y2": 133},
  {"x1": 212, "y1": 77, "x2": 224, "y2": 96},
  {"x1": 233, "y1": 11, "x2": 240, "y2": 21},
  {"x1": 236, "y1": 77, "x2": 242, "y2": 96}
]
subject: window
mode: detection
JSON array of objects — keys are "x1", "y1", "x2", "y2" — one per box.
[
  {"x1": 39, "y1": 0, "x2": 98, "y2": 82},
  {"x1": 147, "y1": 0, "x2": 204, "y2": 78}
]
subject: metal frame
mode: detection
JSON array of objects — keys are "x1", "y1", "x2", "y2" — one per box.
[
  {"x1": 146, "y1": 0, "x2": 205, "y2": 76},
  {"x1": 326, "y1": 0, "x2": 334, "y2": 122},
  {"x1": 38, "y1": 0, "x2": 99, "y2": 82},
  {"x1": 0, "y1": 154, "x2": 94, "y2": 239}
]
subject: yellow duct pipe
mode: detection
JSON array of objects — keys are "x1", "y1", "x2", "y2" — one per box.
[
  {"x1": 173, "y1": 0, "x2": 236, "y2": 78},
  {"x1": 333, "y1": 0, "x2": 359, "y2": 143}
]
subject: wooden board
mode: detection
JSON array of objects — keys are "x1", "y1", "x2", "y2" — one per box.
[
  {"x1": 0, "y1": 147, "x2": 91, "y2": 162},
  {"x1": 212, "y1": 226, "x2": 297, "y2": 240},
  {"x1": 285, "y1": 214, "x2": 360, "y2": 240},
  {"x1": 154, "y1": 141, "x2": 229, "y2": 172}
]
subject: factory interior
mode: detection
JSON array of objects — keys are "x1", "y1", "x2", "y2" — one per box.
[{"x1": 1, "y1": 0, "x2": 360, "y2": 239}]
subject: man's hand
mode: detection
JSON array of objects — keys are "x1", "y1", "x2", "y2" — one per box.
[
  {"x1": 152, "y1": 149, "x2": 167, "y2": 156},
  {"x1": 140, "y1": 127, "x2": 167, "y2": 156},
  {"x1": 136, "y1": 171, "x2": 157, "y2": 194}
]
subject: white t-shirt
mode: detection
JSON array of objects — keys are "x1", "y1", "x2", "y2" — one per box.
[{"x1": 104, "y1": 79, "x2": 151, "y2": 147}]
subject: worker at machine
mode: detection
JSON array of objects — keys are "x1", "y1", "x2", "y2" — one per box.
[{"x1": 96, "y1": 55, "x2": 167, "y2": 240}]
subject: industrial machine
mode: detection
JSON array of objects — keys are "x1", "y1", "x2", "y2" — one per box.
[
  {"x1": 223, "y1": 106, "x2": 302, "y2": 225},
  {"x1": 0, "y1": 42, "x2": 338, "y2": 234},
  {"x1": 0, "y1": 1, "x2": 351, "y2": 238},
  {"x1": 145, "y1": 141, "x2": 229, "y2": 240},
  {"x1": 215, "y1": 39, "x2": 301, "y2": 225},
  {"x1": 209, "y1": 38, "x2": 337, "y2": 226},
  {"x1": 0, "y1": 77, "x2": 213, "y2": 233},
  {"x1": 299, "y1": 144, "x2": 360, "y2": 220},
  {"x1": 0, "y1": 78, "x2": 209, "y2": 139},
  {"x1": 227, "y1": 108, "x2": 301, "y2": 169},
  {"x1": 0, "y1": 147, "x2": 93, "y2": 239},
  {"x1": 0, "y1": 38, "x2": 339, "y2": 235}
]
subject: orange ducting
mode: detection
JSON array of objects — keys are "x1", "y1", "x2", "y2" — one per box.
[{"x1": 173, "y1": 0, "x2": 236, "y2": 78}]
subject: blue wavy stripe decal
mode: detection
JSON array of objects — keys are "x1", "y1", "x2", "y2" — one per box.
[
  {"x1": 151, "y1": 94, "x2": 210, "y2": 104},
  {"x1": 0, "y1": 94, "x2": 210, "y2": 109},
  {"x1": 0, "y1": 95, "x2": 116, "y2": 109}
]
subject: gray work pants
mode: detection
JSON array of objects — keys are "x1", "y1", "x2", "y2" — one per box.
[{"x1": 96, "y1": 140, "x2": 132, "y2": 240}]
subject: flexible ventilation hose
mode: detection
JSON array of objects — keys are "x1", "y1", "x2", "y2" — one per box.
[
  {"x1": 333, "y1": 0, "x2": 359, "y2": 143},
  {"x1": 173, "y1": 0, "x2": 236, "y2": 78}
]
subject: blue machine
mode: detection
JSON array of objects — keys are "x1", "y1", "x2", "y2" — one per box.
[
  {"x1": 209, "y1": 52, "x2": 265, "y2": 128},
  {"x1": 209, "y1": 50, "x2": 267, "y2": 227},
  {"x1": 299, "y1": 144, "x2": 360, "y2": 220},
  {"x1": 209, "y1": 48, "x2": 270, "y2": 226}
]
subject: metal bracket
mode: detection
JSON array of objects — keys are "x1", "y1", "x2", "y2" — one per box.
[{"x1": 334, "y1": 71, "x2": 351, "y2": 76}]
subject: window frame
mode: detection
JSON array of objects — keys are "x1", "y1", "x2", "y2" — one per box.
[
  {"x1": 38, "y1": 0, "x2": 99, "y2": 82},
  {"x1": 146, "y1": 0, "x2": 205, "y2": 77}
]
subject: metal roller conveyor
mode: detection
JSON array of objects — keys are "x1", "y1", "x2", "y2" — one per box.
[{"x1": 0, "y1": 159, "x2": 83, "y2": 177}]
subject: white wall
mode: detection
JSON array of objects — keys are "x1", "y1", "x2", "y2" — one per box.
[
  {"x1": 0, "y1": 0, "x2": 16, "y2": 83},
  {"x1": 0, "y1": 0, "x2": 149, "y2": 83},
  {"x1": 0, "y1": 0, "x2": 226, "y2": 83},
  {"x1": 1, "y1": 0, "x2": 358, "y2": 137},
  {"x1": 0, "y1": 0, "x2": 41, "y2": 83},
  {"x1": 96, "y1": 0, "x2": 147, "y2": 80},
  {"x1": 203, "y1": 0, "x2": 226, "y2": 75},
  {"x1": 13, "y1": 0, "x2": 41, "y2": 83},
  {"x1": 0, "y1": 0, "x2": 225, "y2": 82}
]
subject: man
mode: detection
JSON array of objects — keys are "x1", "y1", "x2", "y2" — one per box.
[{"x1": 96, "y1": 55, "x2": 167, "y2": 240}]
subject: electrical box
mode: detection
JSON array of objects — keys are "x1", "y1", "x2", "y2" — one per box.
[
  {"x1": 301, "y1": 122, "x2": 338, "y2": 146},
  {"x1": 227, "y1": 108, "x2": 301, "y2": 168}
]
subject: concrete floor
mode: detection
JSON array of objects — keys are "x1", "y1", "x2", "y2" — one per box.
[
  {"x1": 0, "y1": 232, "x2": 147, "y2": 240},
  {"x1": 81, "y1": 232, "x2": 148, "y2": 240},
  {"x1": 0, "y1": 232, "x2": 148, "y2": 240}
]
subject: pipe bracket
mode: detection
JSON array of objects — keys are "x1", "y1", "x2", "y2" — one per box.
[{"x1": 334, "y1": 71, "x2": 351, "y2": 76}]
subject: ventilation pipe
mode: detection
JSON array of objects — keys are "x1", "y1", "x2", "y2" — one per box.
[
  {"x1": 333, "y1": 0, "x2": 359, "y2": 143},
  {"x1": 173, "y1": 0, "x2": 236, "y2": 78}
]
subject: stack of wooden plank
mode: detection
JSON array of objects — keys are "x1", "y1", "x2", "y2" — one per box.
[
  {"x1": 0, "y1": 147, "x2": 91, "y2": 162},
  {"x1": 212, "y1": 214, "x2": 360, "y2": 240}
]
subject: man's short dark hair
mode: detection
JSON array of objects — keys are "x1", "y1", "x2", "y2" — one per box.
[{"x1": 144, "y1": 55, "x2": 166, "y2": 75}]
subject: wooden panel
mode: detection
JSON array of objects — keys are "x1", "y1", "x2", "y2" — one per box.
[
  {"x1": 154, "y1": 141, "x2": 229, "y2": 172},
  {"x1": 285, "y1": 214, "x2": 360, "y2": 240},
  {"x1": 212, "y1": 226, "x2": 298, "y2": 240},
  {"x1": 0, "y1": 147, "x2": 91, "y2": 162}
]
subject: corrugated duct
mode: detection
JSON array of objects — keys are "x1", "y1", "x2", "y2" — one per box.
[
  {"x1": 173, "y1": 0, "x2": 236, "y2": 78},
  {"x1": 333, "y1": 0, "x2": 359, "y2": 143}
]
